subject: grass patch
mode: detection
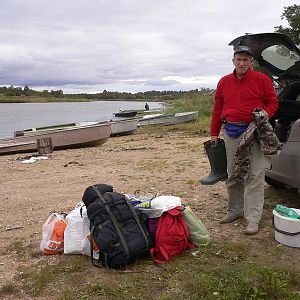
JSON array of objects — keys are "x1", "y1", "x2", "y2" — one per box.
[
  {"x1": 185, "y1": 178, "x2": 197, "y2": 185},
  {"x1": 0, "y1": 283, "x2": 17, "y2": 297},
  {"x1": 19, "y1": 256, "x2": 90, "y2": 297},
  {"x1": 137, "y1": 159, "x2": 168, "y2": 171},
  {"x1": 182, "y1": 265, "x2": 299, "y2": 300},
  {"x1": 175, "y1": 166, "x2": 186, "y2": 174},
  {"x1": 6, "y1": 238, "x2": 44, "y2": 259},
  {"x1": 173, "y1": 159, "x2": 197, "y2": 174},
  {"x1": 8, "y1": 239, "x2": 25, "y2": 255},
  {"x1": 5, "y1": 241, "x2": 300, "y2": 299},
  {"x1": 177, "y1": 160, "x2": 197, "y2": 167},
  {"x1": 166, "y1": 93, "x2": 214, "y2": 116},
  {"x1": 165, "y1": 93, "x2": 214, "y2": 133},
  {"x1": 176, "y1": 143, "x2": 201, "y2": 152},
  {"x1": 137, "y1": 92, "x2": 214, "y2": 135},
  {"x1": 138, "y1": 117, "x2": 210, "y2": 136}
]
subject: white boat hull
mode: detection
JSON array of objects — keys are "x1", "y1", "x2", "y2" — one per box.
[
  {"x1": 111, "y1": 118, "x2": 139, "y2": 136},
  {"x1": 138, "y1": 111, "x2": 198, "y2": 126}
]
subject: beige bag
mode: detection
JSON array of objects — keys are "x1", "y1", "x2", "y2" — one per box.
[{"x1": 183, "y1": 206, "x2": 210, "y2": 246}]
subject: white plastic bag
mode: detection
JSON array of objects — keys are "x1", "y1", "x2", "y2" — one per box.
[
  {"x1": 135, "y1": 207, "x2": 165, "y2": 218},
  {"x1": 64, "y1": 202, "x2": 90, "y2": 254},
  {"x1": 150, "y1": 195, "x2": 181, "y2": 211},
  {"x1": 82, "y1": 232, "x2": 100, "y2": 259},
  {"x1": 40, "y1": 212, "x2": 67, "y2": 255}
]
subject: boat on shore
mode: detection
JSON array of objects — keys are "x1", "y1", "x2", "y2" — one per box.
[
  {"x1": 77, "y1": 118, "x2": 139, "y2": 136},
  {"x1": 0, "y1": 121, "x2": 111, "y2": 155},
  {"x1": 111, "y1": 118, "x2": 139, "y2": 136},
  {"x1": 15, "y1": 116, "x2": 139, "y2": 140},
  {"x1": 138, "y1": 111, "x2": 199, "y2": 126}
]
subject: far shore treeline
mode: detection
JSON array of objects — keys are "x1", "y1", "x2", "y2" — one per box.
[{"x1": 0, "y1": 85, "x2": 214, "y2": 103}]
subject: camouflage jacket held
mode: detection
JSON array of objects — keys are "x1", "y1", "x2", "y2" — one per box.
[{"x1": 233, "y1": 108, "x2": 280, "y2": 183}]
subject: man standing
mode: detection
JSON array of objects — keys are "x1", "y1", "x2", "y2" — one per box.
[{"x1": 210, "y1": 45, "x2": 278, "y2": 234}]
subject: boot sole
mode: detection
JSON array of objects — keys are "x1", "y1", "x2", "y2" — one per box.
[{"x1": 200, "y1": 176, "x2": 228, "y2": 185}]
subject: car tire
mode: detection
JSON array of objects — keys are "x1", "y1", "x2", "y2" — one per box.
[{"x1": 265, "y1": 176, "x2": 285, "y2": 189}]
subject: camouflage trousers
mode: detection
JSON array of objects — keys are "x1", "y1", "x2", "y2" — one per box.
[{"x1": 223, "y1": 130, "x2": 271, "y2": 224}]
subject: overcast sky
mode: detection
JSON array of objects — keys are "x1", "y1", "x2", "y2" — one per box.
[{"x1": 0, "y1": 0, "x2": 297, "y2": 94}]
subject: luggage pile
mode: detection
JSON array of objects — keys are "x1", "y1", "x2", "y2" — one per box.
[{"x1": 40, "y1": 183, "x2": 210, "y2": 268}]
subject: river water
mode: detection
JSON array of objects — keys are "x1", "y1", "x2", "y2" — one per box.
[{"x1": 0, "y1": 100, "x2": 163, "y2": 138}]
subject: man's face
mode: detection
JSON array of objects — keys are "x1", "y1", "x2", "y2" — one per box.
[{"x1": 232, "y1": 53, "x2": 253, "y2": 78}]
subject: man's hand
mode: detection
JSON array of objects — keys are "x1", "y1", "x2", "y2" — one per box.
[
  {"x1": 211, "y1": 136, "x2": 218, "y2": 142},
  {"x1": 211, "y1": 136, "x2": 218, "y2": 146}
]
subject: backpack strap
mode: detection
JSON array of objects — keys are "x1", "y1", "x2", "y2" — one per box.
[
  {"x1": 80, "y1": 205, "x2": 86, "y2": 218},
  {"x1": 124, "y1": 196, "x2": 150, "y2": 250},
  {"x1": 150, "y1": 246, "x2": 170, "y2": 263},
  {"x1": 92, "y1": 186, "x2": 130, "y2": 261}
]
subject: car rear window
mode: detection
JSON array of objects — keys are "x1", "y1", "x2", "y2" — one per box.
[{"x1": 262, "y1": 45, "x2": 300, "y2": 71}]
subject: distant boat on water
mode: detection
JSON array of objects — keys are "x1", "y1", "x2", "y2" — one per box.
[
  {"x1": 113, "y1": 107, "x2": 164, "y2": 118},
  {"x1": 114, "y1": 109, "x2": 138, "y2": 118},
  {"x1": 0, "y1": 121, "x2": 111, "y2": 155}
]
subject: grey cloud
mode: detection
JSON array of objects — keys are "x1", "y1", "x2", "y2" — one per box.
[
  {"x1": 143, "y1": 79, "x2": 179, "y2": 87},
  {"x1": 0, "y1": 0, "x2": 296, "y2": 92}
]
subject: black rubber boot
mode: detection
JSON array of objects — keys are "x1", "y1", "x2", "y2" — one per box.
[{"x1": 200, "y1": 138, "x2": 228, "y2": 185}]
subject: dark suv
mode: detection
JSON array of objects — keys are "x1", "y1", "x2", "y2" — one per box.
[{"x1": 229, "y1": 33, "x2": 300, "y2": 194}]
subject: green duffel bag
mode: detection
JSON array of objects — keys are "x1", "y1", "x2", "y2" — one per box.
[{"x1": 183, "y1": 206, "x2": 210, "y2": 246}]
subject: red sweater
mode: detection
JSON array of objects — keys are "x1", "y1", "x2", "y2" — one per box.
[{"x1": 211, "y1": 69, "x2": 278, "y2": 136}]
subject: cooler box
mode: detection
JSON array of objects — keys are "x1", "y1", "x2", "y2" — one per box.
[{"x1": 273, "y1": 208, "x2": 300, "y2": 248}]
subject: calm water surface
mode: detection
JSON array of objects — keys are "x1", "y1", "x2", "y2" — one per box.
[{"x1": 0, "y1": 101, "x2": 163, "y2": 138}]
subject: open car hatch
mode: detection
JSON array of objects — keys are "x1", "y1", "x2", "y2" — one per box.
[{"x1": 229, "y1": 33, "x2": 300, "y2": 81}]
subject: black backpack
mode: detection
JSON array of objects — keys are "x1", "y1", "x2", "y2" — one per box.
[{"x1": 82, "y1": 184, "x2": 152, "y2": 268}]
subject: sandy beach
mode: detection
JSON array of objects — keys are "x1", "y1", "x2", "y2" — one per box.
[{"x1": 1, "y1": 130, "x2": 300, "y2": 295}]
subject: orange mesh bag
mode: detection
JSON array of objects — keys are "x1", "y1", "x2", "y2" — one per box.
[{"x1": 40, "y1": 213, "x2": 67, "y2": 255}]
